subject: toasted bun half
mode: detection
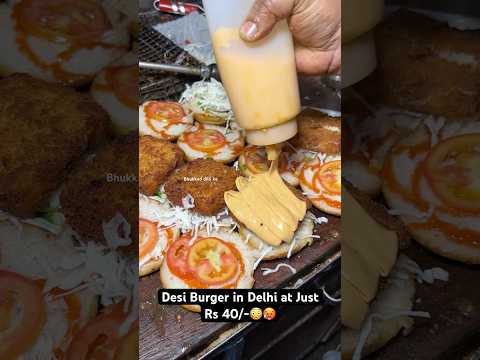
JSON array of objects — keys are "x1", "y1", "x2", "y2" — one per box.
[
  {"x1": 194, "y1": 112, "x2": 227, "y2": 125},
  {"x1": 343, "y1": 157, "x2": 382, "y2": 197},
  {"x1": 299, "y1": 156, "x2": 341, "y2": 216},
  {"x1": 140, "y1": 259, "x2": 163, "y2": 277},
  {"x1": 383, "y1": 187, "x2": 480, "y2": 265},
  {"x1": 181, "y1": 304, "x2": 202, "y2": 313},
  {"x1": 238, "y1": 215, "x2": 315, "y2": 260},
  {"x1": 381, "y1": 119, "x2": 480, "y2": 264},
  {"x1": 160, "y1": 229, "x2": 256, "y2": 312},
  {"x1": 177, "y1": 123, "x2": 244, "y2": 164},
  {"x1": 139, "y1": 196, "x2": 179, "y2": 277},
  {"x1": 342, "y1": 255, "x2": 417, "y2": 360}
]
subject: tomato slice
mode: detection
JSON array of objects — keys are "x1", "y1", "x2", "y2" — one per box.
[
  {"x1": 144, "y1": 101, "x2": 186, "y2": 123},
  {"x1": 109, "y1": 65, "x2": 138, "y2": 109},
  {"x1": 14, "y1": 0, "x2": 111, "y2": 43},
  {"x1": 187, "y1": 237, "x2": 239, "y2": 286},
  {"x1": 0, "y1": 271, "x2": 46, "y2": 360},
  {"x1": 425, "y1": 134, "x2": 480, "y2": 212},
  {"x1": 34, "y1": 284, "x2": 83, "y2": 359},
  {"x1": 166, "y1": 235, "x2": 242, "y2": 287},
  {"x1": 299, "y1": 158, "x2": 321, "y2": 190},
  {"x1": 139, "y1": 220, "x2": 175, "y2": 260},
  {"x1": 113, "y1": 322, "x2": 138, "y2": 360},
  {"x1": 243, "y1": 146, "x2": 269, "y2": 174},
  {"x1": 317, "y1": 160, "x2": 341, "y2": 195},
  {"x1": 166, "y1": 236, "x2": 192, "y2": 277},
  {"x1": 139, "y1": 219, "x2": 159, "y2": 259},
  {"x1": 66, "y1": 304, "x2": 126, "y2": 360},
  {"x1": 183, "y1": 129, "x2": 227, "y2": 153}
]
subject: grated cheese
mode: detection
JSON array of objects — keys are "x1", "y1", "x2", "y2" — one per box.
[
  {"x1": 322, "y1": 285, "x2": 341, "y2": 303},
  {"x1": 261, "y1": 263, "x2": 297, "y2": 276},
  {"x1": 179, "y1": 79, "x2": 234, "y2": 120},
  {"x1": 146, "y1": 194, "x2": 237, "y2": 237},
  {"x1": 287, "y1": 238, "x2": 298, "y2": 259},
  {"x1": 102, "y1": 212, "x2": 132, "y2": 250},
  {"x1": 352, "y1": 311, "x2": 431, "y2": 360},
  {"x1": 309, "y1": 214, "x2": 329, "y2": 225},
  {"x1": 0, "y1": 217, "x2": 138, "y2": 358},
  {"x1": 424, "y1": 116, "x2": 445, "y2": 147},
  {"x1": 18, "y1": 296, "x2": 69, "y2": 360},
  {"x1": 322, "y1": 125, "x2": 341, "y2": 133},
  {"x1": 181, "y1": 193, "x2": 195, "y2": 209},
  {"x1": 228, "y1": 223, "x2": 238, "y2": 234},
  {"x1": 0, "y1": 210, "x2": 24, "y2": 233},
  {"x1": 217, "y1": 208, "x2": 229, "y2": 218},
  {"x1": 387, "y1": 204, "x2": 434, "y2": 220},
  {"x1": 119, "y1": 270, "x2": 138, "y2": 336},
  {"x1": 398, "y1": 256, "x2": 449, "y2": 284},
  {"x1": 294, "y1": 278, "x2": 304, "y2": 288},
  {"x1": 253, "y1": 246, "x2": 273, "y2": 270},
  {"x1": 23, "y1": 216, "x2": 64, "y2": 235},
  {"x1": 351, "y1": 255, "x2": 443, "y2": 360}
]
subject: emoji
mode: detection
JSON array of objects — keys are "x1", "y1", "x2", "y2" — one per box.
[
  {"x1": 263, "y1": 307, "x2": 276, "y2": 320},
  {"x1": 250, "y1": 307, "x2": 262, "y2": 320}
]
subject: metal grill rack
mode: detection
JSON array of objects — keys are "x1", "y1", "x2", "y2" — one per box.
[{"x1": 139, "y1": 10, "x2": 202, "y2": 102}]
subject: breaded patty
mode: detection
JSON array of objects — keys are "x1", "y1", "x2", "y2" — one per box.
[
  {"x1": 61, "y1": 133, "x2": 138, "y2": 254},
  {"x1": 139, "y1": 135, "x2": 183, "y2": 195},
  {"x1": 357, "y1": 10, "x2": 480, "y2": 119},
  {"x1": 290, "y1": 109, "x2": 341, "y2": 155},
  {"x1": 164, "y1": 159, "x2": 238, "y2": 216},
  {"x1": 0, "y1": 74, "x2": 109, "y2": 218}
]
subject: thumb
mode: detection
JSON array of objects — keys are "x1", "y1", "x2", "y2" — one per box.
[{"x1": 239, "y1": 0, "x2": 294, "y2": 42}]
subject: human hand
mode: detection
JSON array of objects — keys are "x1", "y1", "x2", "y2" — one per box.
[{"x1": 239, "y1": 0, "x2": 341, "y2": 75}]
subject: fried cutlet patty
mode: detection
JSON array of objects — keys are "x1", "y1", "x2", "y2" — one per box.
[
  {"x1": 139, "y1": 135, "x2": 183, "y2": 196},
  {"x1": 0, "y1": 74, "x2": 109, "y2": 218},
  {"x1": 357, "y1": 9, "x2": 480, "y2": 119},
  {"x1": 290, "y1": 109, "x2": 341, "y2": 155},
  {"x1": 61, "y1": 133, "x2": 138, "y2": 253},
  {"x1": 164, "y1": 159, "x2": 238, "y2": 216}
]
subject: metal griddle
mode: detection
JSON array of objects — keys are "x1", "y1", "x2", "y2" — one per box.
[
  {"x1": 140, "y1": 211, "x2": 340, "y2": 360},
  {"x1": 139, "y1": 8, "x2": 341, "y2": 360},
  {"x1": 139, "y1": 10, "x2": 202, "y2": 102}
]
